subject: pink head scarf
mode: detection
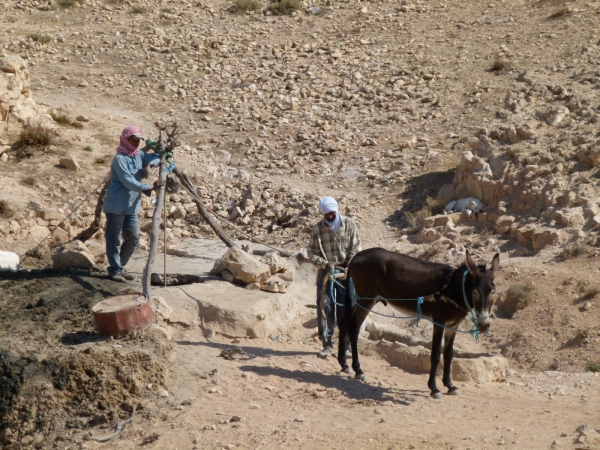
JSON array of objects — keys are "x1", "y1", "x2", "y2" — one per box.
[{"x1": 116, "y1": 126, "x2": 143, "y2": 157}]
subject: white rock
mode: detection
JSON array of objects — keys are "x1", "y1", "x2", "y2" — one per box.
[{"x1": 0, "y1": 250, "x2": 20, "y2": 272}]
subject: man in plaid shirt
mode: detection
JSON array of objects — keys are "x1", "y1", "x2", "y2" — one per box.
[{"x1": 308, "y1": 196, "x2": 361, "y2": 358}]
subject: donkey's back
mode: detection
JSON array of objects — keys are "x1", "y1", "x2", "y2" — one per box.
[{"x1": 348, "y1": 248, "x2": 451, "y2": 299}]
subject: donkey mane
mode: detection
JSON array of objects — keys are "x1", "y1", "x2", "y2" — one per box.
[{"x1": 457, "y1": 262, "x2": 487, "y2": 272}]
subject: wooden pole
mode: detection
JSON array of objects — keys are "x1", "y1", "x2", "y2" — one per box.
[
  {"x1": 142, "y1": 130, "x2": 168, "y2": 302},
  {"x1": 74, "y1": 178, "x2": 110, "y2": 243},
  {"x1": 173, "y1": 167, "x2": 238, "y2": 249}
]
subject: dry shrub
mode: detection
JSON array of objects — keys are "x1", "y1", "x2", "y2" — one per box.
[
  {"x1": 131, "y1": 6, "x2": 147, "y2": 14},
  {"x1": 559, "y1": 244, "x2": 587, "y2": 260},
  {"x1": 15, "y1": 125, "x2": 54, "y2": 149},
  {"x1": 490, "y1": 58, "x2": 509, "y2": 73},
  {"x1": 57, "y1": 0, "x2": 84, "y2": 7},
  {"x1": 418, "y1": 242, "x2": 446, "y2": 261},
  {"x1": 230, "y1": 0, "x2": 262, "y2": 13},
  {"x1": 496, "y1": 281, "x2": 535, "y2": 318},
  {"x1": 26, "y1": 33, "x2": 52, "y2": 43},
  {"x1": 0, "y1": 200, "x2": 13, "y2": 218},
  {"x1": 267, "y1": 0, "x2": 302, "y2": 16},
  {"x1": 548, "y1": 7, "x2": 570, "y2": 18},
  {"x1": 404, "y1": 197, "x2": 444, "y2": 233},
  {"x1": 95, "y1": 156, "x2": 108, "y2": 165},
  {"x1": 51, "y1": 113, "x2": 85, "y2": 129},
  {"x1": 21, "y1": 177, "x2": 36, "y2": 187}
]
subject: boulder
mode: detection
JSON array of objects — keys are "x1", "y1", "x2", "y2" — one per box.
[
  {"x1": 220, "y1": 247, "x2": 271, "y2": 284},
  {"x1": 261, "y1": 251, "x2": 288, "y2": 274},
  {"x1": 59, "y1": 157, "x2": 81, "y2": 171},
  {"x1": 451, "y1": 356, "x2": 508, "y2": 383},
  {"x1": 51, "y1": 240, "x2": 96, "y2": 269},
  {"x1": 0, "y1": 250, "x2": 19, "y2": 271},
  {"x1": 516, "y1": 224, "x2": 562, "y2": 251},
  {"x1": 495, "y1": 215, "x2": 516, "y2": 234}
]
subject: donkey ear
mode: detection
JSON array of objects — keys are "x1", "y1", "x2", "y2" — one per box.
[
  {"x1": 490, "y1": 253, "x2": 500, "y2": 273},
  {"x1": 465, "y1": 249, "x2": 477, "y2": 275}
]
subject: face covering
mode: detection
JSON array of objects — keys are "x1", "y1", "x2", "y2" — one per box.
[{"x1": 325, "y1": 212, "x2": 342, "y2": 236}]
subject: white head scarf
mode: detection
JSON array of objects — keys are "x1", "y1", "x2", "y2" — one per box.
[
  {"x1": 318, "y1": 197, "x2": 338, "y2": 215},
  {"x1": 318, "y1": 197, "x2": 342, "y2": 236}
]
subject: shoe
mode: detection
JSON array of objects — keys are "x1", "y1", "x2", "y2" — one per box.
[
  {"x1": 318, "y1": 345, "x2": 333, "y2": 359},
  {"x1": 109, "y1": 274, "x2": 126, "y2": 282},
  {"x1": 121, "y1": 271, "x2": 135, "y2": 281}
]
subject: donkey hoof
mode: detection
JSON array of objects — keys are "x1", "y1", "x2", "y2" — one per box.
[
  {"x1": 431, "y1": 391, "x2": 443, "y2": 400},
  {"x1": 447, "y1": 388, "x2": 460, "y2": 396},
  {"x1": 341, "y1": 365, "x2": 350, "y2": 374},
  {"x1": 355, "y1": 373, "x2": 366, "y2": 382}
]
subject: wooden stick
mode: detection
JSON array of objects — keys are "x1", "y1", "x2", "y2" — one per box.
[
  {"x1": 142, "y1": 130, "x2": 168, "y2": 302},
  {"x1": 73, "y1": 178, "x2": 110, "y2": 243},
  {"x1": 172, "y1": 167, "x2": 238, "y2": 249}
]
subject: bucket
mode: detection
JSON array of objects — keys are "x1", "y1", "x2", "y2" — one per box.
[{"x1": 91, "y1": 293, "x2": 154, "y2": 339}]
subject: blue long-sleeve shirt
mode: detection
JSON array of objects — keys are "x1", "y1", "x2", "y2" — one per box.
[{"x1": 103, "y1": 151, "x2": 160, "y2": 215}]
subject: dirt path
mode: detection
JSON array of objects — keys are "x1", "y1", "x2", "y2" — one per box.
[{"x1": 82, "y1": 334, "x2": 600, "y2": 450}]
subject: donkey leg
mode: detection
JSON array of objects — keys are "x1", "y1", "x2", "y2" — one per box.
[
  {"x1": 428, "y1": 325, "x2": 444, "y2": 399},
  {"x1": 442, "y1": 330, "x2": 460, "y2": 395},
  {"x1": 337, "y1": 319, "x2": 350, "y2": 373},
  {"x1": 350, "y1": 304, "x2": 371, "y2": 381}
]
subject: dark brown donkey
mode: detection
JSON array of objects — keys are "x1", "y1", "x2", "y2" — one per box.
[{"x1": 338, "y1": 248, "x2": 500, "y2": 399}]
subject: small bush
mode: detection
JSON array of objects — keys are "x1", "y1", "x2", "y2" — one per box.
[
  {"x1": 51, "y1": 113, "x2": 71, "y2": 124},
  {"x1": 559, "y1": 244, "x2": 587, "y2": 260},
  {"x1": 230, "y1": 0, "x2": 262, "y2": 13},
  {"x1": 497, "y1": 281, "x2": 535, "y2": 318},
  {"x1": 404, "y1": 197, "x2": 445, "y2": 233},
  {"x1": 548, "y1": 7, "x2": 570, "y2": 18},
  {"x1": 21, "y1": 176, "x2": 36, "y2": 187},
  {"x1": 15, "y1": 125, "x2": 54, "y2": 149},
  {"x1": 0, "y1": 200, "x2": 13, "y2": 218},
  {"x1": 490, "y1": 58, "x2": 508, "y2": 73},
  {"x1": 83, "y1": 145, "x2": 93, "y2": 152},
  {"x1": 585, "y1": 362, "x2": 600, "y2": 373},
  {"x1": 267, "y1": 0, "x2": 302, "y2": 16},
  {"x1": 70, "y1": 121, "x2": 84, "y2": 129},
  {"x1": 95, "y1": 157, "x2": 107, "y2": 165},
  {"x1": 27, "y1": 33, "x2": 52, "y2": 43},
  {"x1": 57, "y1": 0, "x2": 84, "y2": 7},
  {"x1": 419, "y1": 242, "x2": 446, "y2": 261},
  {"x1": 131, "y1": 6, "x2": 148, "y2": 14}
]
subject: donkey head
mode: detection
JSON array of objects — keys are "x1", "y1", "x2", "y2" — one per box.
[{"x1": 465, "y1": 250, "x2": 500, "y2": 333}]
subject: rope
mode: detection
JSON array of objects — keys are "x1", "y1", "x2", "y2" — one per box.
[{"x1": 20, "y1": 175, "x2": 111, "y2": 263}]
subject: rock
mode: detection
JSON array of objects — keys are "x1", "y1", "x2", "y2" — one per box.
[
  {"x1": 0, "y1": 250, "x2": 20, "y2": 271},
  {"x1": 261, "y1": 252, "x2": 288, "y2": 274},
  {"x1": 495, "y1": 215, "x2": 516, "y2": 234},
  {"x1": 249, "y1": 403, "x2": 260, "y2": 409},
  {"x1": 59, "y1": 157, "x2": 81, "y2": 171},
  {"x1": 220, "y1": 247, "x2": 271, "y2": 284},
  {"x1": 294, "y1": 415, "x2": 304, "y2": 422},
  {"x1": 245, "y1": 282, "x2": 260, "y2": 290},
  {"x1": 51, "y1": 240, "x2": 96, "y2": 269},
  {"x1": 171, "y1": 205, "x2": 186, "y2": 220},
  {"x1": 0, "y1": 55, "x2": 27, "y2": 73},
  {"x1": 158, "y1": 389, "x2": 169, "y2": 398},
  {"x1": 536, "y1": 105, "x2": 569, "y2": 126},
  {"x1": 41, "y1": 209, "x2": 60, "y2": 221},
  {"x1": 203, "y1": 424, "x2": 216, "y2": 430},
  {"x1": 221, "y1": 269, "x2": 235, "y2": 282},
  {"x1": 423, "y1": 214, "x2": 450, "y2": 228},
  {"x1": 516, "y1": 225, "x2": 561, "y2": 251},
  {"x1": 210, "y1": 257, "x2": 226, "y2": 275},
  {"x1": 153, "y1": 296, "x2": 173, "y2": 320},
  {"x1": 451, "y1": 356, "x2": 508, "y2": 383}
]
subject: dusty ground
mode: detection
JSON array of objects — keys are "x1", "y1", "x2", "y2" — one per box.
[{"x1": 2, "y1": 0, "x2": 600, "y2": 447}]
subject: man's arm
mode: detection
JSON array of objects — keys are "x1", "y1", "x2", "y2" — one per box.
[
  {"x1": 344, "y1": 219, "x2": 361, "y2": 266},
  {"x1": 114, "y1": 156, "x2": 154, "y2": 193},
  {"x1": 308, "y1": 226, "x2": 328, "y2": 269},
  {"x1": 142, "y1": 151, "x2": 161, "y2": 168}
]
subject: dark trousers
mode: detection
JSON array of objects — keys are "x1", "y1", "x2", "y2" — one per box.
[{"x1": 316, "y1": 269, "x2": 355, "y2": 346}]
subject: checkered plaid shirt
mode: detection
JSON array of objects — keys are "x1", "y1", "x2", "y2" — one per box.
[{"x1": 308, "y1": 215, "x2": 361, "y2": 269}]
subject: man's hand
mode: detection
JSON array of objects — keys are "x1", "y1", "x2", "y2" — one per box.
[
  {"x1": 325, "y1": 262, "x2": 335, "y2": 272},
  {"x1": 153, "y1": 179, "x2": 165, "y2": 190}
]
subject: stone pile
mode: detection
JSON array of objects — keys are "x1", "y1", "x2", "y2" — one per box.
[
  {"x1": 0, "y1": 54, "x2": 51, "y2": 142},
  {"x1": 424, "y1": 72, "x2": 600, "y2": 252},
  {"x1": 211, "y1": 247, "x2": 295, "y2": 293}
]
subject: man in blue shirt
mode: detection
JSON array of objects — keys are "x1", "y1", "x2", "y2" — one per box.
[{"x1": 103, "y1": 126, "x2": 164, "y2": 282}]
